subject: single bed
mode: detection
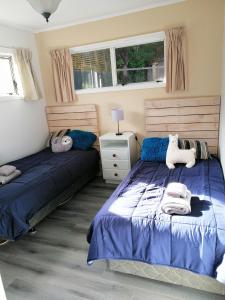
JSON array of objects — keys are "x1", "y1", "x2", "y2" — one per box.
[
  {"x1": 0, "y1": 104, "x2": 100, "y2": 241},
  {"x1": 87, "y1": 96, "x2": 225, "y2": 295}
]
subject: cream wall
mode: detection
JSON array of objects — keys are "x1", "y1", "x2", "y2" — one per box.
[
  {"x1": 0, "y1": 25, "x2": 49, "y2": 165},
  {"x1": 36, "y1": 0, "x2": 224, "y2": 139}
]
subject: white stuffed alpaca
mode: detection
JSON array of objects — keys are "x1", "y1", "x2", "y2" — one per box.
[{"x1": 166, "y1": 134, "x2": 196, "y2": 169}]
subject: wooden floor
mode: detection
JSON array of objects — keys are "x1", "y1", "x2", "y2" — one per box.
[{"x1": 0, "y1": 178, "x2": 224, "y2": 300}]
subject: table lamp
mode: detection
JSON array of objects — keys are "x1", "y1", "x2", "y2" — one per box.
[{"x1": 111, "y1": 108, "x2": 124, "y2": 135}]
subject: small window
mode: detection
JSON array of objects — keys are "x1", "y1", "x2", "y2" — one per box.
[
  {"x1": 71, "y1": 32, "x2": 165, "y2": 93},
  {"x1": 0, "y1": 49, "x2": 23, "y2": 99},
  {"x1": 0, "y1": 55, "x2": 18, "y2": 96}
]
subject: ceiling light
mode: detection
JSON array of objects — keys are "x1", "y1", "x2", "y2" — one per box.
[{"x1": 27, "y1": 0, "x2": 62, "y2": 23}]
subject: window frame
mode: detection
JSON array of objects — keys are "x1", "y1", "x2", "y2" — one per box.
[
  {"x1": 70, "y1": 31, "x2": 166, "y2": 94},
  {"x1": 0, "y1": 47, "x2": 24, "y2": 101}
]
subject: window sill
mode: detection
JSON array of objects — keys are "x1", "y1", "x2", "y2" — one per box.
[
  {"x1": 0, "y1": 95, "x2": 24, "y2": 102},
  {"x1": 75, "y1": 81, "x2": 165, "y2": 95}
]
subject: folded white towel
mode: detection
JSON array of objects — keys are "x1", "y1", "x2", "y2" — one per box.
[
  {"x1": 0, "y1": 170, "x2": 21, "y2": 185},
  {"x1": 165, "y1": 182, "x2": 187, "y2": 199},
  {"x1": 0, "y1": 165, "x2": 16, "y2": 176},
  {"x1": 161, "y1": 190, "x2": 191, "y2": 215}
]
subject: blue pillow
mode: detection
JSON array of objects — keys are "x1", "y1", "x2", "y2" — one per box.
[
  {"x1": 141, "y1": 137, "x2": 169, "y2": 161},
  {"x1": 67, "y1": 130, "x2": 97, "y2": 150}
]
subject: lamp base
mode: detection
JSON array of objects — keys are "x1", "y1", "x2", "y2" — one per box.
[{"x1": 115, "y1": 132, "x2": 123, "y2": 136}]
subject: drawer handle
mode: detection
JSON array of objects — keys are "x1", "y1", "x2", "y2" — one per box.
[
  {"x1": 113, "y1": 163, "x2": 117, "y2": 167},
  {"x1": 112, "y1": 154, "x2": 116, "y2": 158},
  {"x1": 114, "y1": 173, "x2": 118, "y2": 177}
]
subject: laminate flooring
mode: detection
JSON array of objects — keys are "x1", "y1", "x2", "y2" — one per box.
[{"x1": 0, "y1": 178, "x2": 223, "y2": 300}]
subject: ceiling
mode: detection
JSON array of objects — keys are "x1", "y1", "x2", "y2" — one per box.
[{"x1": 0, "y1": 0, "x2": 185, "y2": 33}]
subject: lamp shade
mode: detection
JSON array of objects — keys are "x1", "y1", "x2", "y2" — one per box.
[
  {"x1": 111, "y1": 108, "x2": 124, "y2": 122},
  {"x1": 27, "y1": 0, "x2": 61, "y2": 14}
]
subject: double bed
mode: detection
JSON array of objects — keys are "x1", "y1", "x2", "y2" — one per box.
[
  {"x1": 87, "y1": 96, "x2": 225, "y2": 295},
  {"x1": 0, "y1": 104, "x2": 100, "y2": 241}
]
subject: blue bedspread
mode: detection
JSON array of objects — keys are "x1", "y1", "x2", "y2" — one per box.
[
  {"x1": 87, "y1": 158, "x2": 225, "y2": 283},
  {"x1": 0, "y1": 148, "x2": 99, "y2": 240}
]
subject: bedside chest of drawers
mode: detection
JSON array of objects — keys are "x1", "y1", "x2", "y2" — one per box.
[{"x1": 99, "y1": 132, "x2": 137, "y2": 183}]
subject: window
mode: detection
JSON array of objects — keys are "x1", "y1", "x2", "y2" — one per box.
[
  {"x1": 116, "y1": 42, "x2": 164, "y2": 85},
  {"x1": 71, "y1": 32, "x2": 165, "y2": 93},
  {"x1": 0, "y1": 48, "x2": 23, "y2": 99},
  {"x1": 73, "y1": 49, "x2": 113, "y2": 90}
]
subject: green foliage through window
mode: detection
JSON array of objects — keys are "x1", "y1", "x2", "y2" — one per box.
[{"x1": 116, "y1": 42, "x2": 164, "y2": 85}]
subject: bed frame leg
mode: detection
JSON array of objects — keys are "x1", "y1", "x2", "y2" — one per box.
[
  {"x1": 0, "y1": 240, "x2": 9, "y2": 246},
  {"x1": 28, "y1": 227, "x2": 37, "y2": 235}
]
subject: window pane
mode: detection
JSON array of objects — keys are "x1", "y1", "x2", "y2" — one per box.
[
  {"x1": 116, "y1": 41, "x2": 164, "y2": 85},
  {"x1": 72, "y1": 49, "x2": 113, "y2": 90},
  {"x1": 0, "y1": 56, "x2": 17, "y2": 95}
]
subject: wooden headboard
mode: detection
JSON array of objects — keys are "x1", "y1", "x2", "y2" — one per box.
[
  {"x1": 46, "y1": 104, "x2": 99, "y2": 148},
  {"x1": 144, "y1": 96, "x2": 220, "y2": 155}
]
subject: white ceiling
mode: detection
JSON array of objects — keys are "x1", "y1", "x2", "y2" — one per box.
[{"x1": 0, "y1": 0, "x2": 185, "y2": 33}]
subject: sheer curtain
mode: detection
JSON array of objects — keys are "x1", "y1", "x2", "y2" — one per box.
[
  {"x1": 16, "y1": 48, "x2": 40, "y2": 100},
  {"x1": 51, "y1": 49, "x2": 76, "y2": 103},
  {"x1": 166, "y1": 27, "x2": 187, "y2": 93}
]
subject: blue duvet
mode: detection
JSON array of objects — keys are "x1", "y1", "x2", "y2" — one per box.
[
  {"x1": 0, "y1": 148, "x2": 99, "y2": 240},
  {"x1": 87, "y1": 158, "x2": 225, "y2": 283}
]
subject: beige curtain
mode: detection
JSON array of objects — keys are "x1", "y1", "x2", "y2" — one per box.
[
  {"x1": 51, "y1": 49, "x2": 76, "y2": 103},
  {"x1": 166, "y1": 27, "x2": 187, "y2": 93},
  {"x1": 16, "y1": 49, "x2": 40, "y2": 101}
]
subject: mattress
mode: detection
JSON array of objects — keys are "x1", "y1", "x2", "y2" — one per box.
[
  {"x1": 87, "y1": 158, "x2": 225, "y2": 284},
  {"x1": 0, "y1": 148, "x2": 99, "y2": 240}
]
